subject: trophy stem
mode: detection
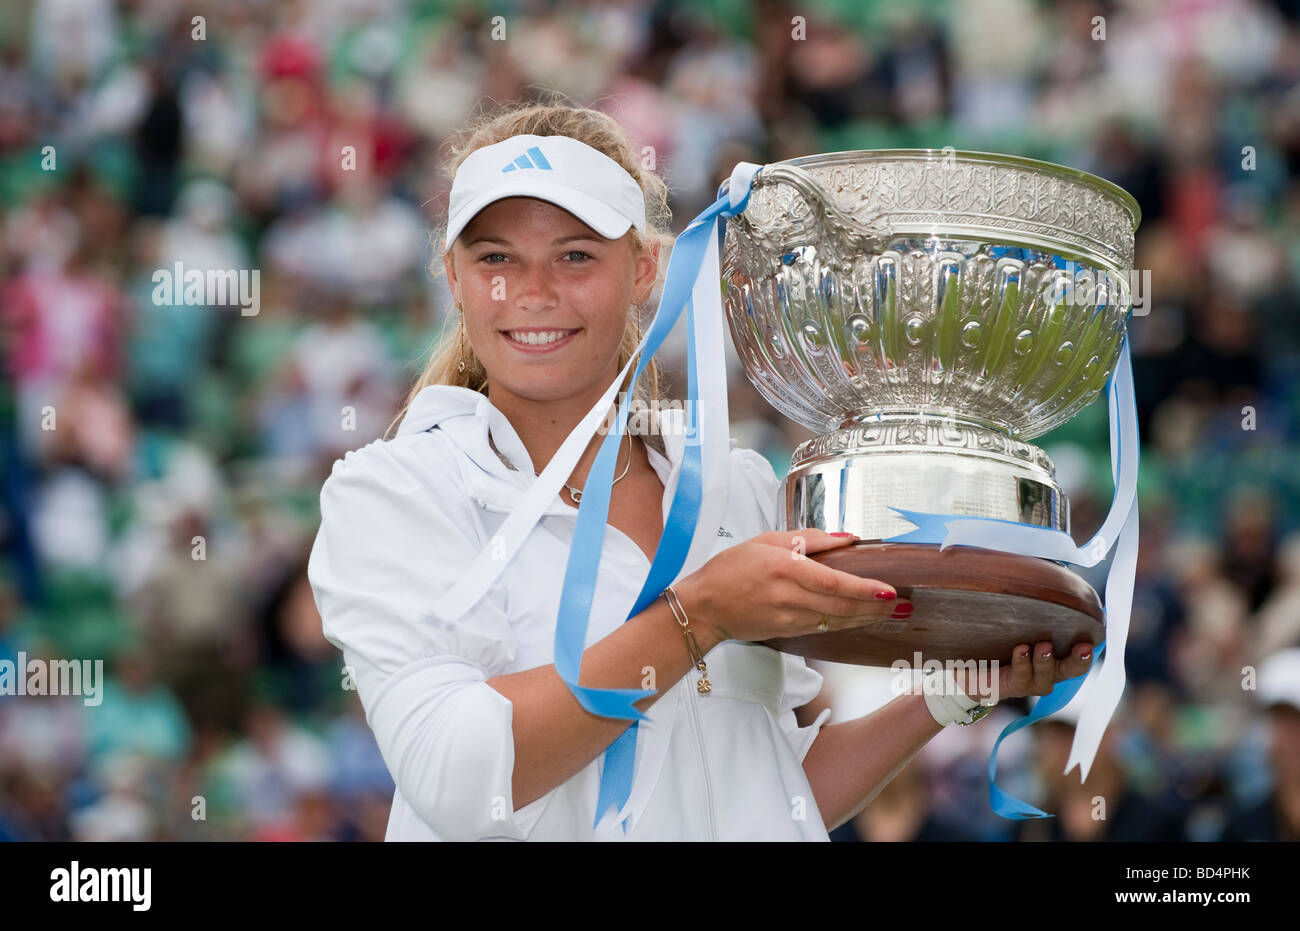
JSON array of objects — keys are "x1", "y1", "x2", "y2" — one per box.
[{"x1": 783, "y1": 412, "x2": 1070, "y2": 541}]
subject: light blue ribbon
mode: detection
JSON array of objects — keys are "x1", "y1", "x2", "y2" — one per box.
[
  {"x1": 552, "y1": 173, "x2": 759, "y2": 832},
  {"x1": 881, "y1": 330, "x2": 1140, "y2": 819}
]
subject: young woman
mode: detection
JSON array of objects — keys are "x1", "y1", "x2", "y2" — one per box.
[{"x1": 306, "y1": 103, "x2": 1095, "y2": 841}]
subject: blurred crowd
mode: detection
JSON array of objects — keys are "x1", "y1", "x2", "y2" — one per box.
[{"x1": 0, "y1": 0, "x2": 1298, "y2": 841}]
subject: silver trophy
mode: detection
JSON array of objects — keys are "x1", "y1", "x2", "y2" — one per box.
[{"x1": 720, "y1": 150, "x2": 1140, "y2": 666}]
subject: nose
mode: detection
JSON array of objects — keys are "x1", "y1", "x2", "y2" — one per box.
[{"x1": 514, "y1": 261, "x2": 558, "y2": 314}]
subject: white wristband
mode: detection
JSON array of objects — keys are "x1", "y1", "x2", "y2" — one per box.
[{"x1": 922, "y1": 667, "x2": 995, "y2": 727}]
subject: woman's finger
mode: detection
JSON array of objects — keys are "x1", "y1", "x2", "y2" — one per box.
[
  {"x1": 764, "y1": 579, "x2": 906, "y2": 631},
  {"x1": 810, "y1": 598, "x2": 916, "y2": 633},
  {"x1": 753, "y1": 528, "x2": 850, "y2": 553},
  {"x1": 790, "y1": 556, "x2": 897, "y2": 602},
  {"x1": 1030, "y1": 640, "x2": 1056, "y2": 694},
  {"x1": 1054, "y1": 641, "x2": 1095, "y2": 682},
  {"x1": 797, "y1": 592, "x2": 908, "y2": 621},
  {"x1": 1001, "y1": 643, "x2": 1030, "y2": 697},
  {"x1": 770, "y1": 527, "x2": 863, "y2": 557}
]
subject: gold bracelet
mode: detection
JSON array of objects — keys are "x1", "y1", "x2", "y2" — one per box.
[{"x1": 663, "y1": 585, "x2": 710, "y2": 695}]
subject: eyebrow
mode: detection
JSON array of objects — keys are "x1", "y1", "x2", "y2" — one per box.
[{"x1": 462, "y1": 233, "x2": 608, "y2": 247}]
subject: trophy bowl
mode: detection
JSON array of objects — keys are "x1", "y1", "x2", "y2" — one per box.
[{"x1": 720, "y1": 149, "x2": 1141, "y2": 667}]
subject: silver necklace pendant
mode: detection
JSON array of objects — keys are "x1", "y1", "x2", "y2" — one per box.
[{"x1": 515, "y1": 431, "x2": 628, "y2": 507}]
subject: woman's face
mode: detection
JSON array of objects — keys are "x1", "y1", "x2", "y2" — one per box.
[{"x1": 444, "y1": 196, "x2": 658, "y2": 408}]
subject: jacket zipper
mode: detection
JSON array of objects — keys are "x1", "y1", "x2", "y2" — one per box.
[
  {"x1": 475, "y1": 493, "x2": 720, "y2": 839},
  {"x1": 683, "y1": 669, "x2": 719, "y2": 840},
  {"x1": 618, "y1": 525, "x2": 719, "y2": 842}
]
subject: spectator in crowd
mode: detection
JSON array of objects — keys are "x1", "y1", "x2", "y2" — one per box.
[
  {"x1": 1013, "y1": 700, "x2": 1186, "y2": 842},
  {"x1": 1221, "y1": 649, "x2": 1300, "y2": 841}
]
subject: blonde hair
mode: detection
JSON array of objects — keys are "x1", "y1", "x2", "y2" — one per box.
[{"x1": 386, "y1": 101, "x2": 674, "y2": 440}]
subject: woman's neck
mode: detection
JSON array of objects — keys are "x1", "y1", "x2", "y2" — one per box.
[{"x1": 488, "y1": 385, "x2": 632, "y2": 484}]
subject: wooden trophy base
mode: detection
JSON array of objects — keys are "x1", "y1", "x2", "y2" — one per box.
[{"x1": 761, "y1": 542, "x2": 1104, "y2": 667}]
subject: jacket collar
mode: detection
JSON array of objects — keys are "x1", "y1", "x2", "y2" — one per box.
[{"x1": 395, "y1": 385, "x2": 725, "y2": 517}]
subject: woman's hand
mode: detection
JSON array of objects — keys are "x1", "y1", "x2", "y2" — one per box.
[
  {"x1": 953, "y1": 640, "x2": 1096, "y2": 704},
  {"x1": 672, "y1": 529, "x2": 901, "y2": 647}
]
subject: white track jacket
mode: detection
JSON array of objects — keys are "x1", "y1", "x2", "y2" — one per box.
[{"x1": 307, "y1": 385, "x2": 832, "y2": 840}]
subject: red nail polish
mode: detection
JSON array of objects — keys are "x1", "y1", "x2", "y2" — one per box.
[
  {"x1": 829, "y1": 532, "x2": 856, "y2": 538},
  {"x1": 1020, "y1": 649, "x2": 1030, "y2": 659},
  {"x1": 875, "y1": 591, "x2": 897, "y2": 601}
]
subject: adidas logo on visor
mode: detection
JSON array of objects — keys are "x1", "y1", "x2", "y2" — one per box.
[{"x1": 501, "y1": 146, "x2": 553, "y2": 172}]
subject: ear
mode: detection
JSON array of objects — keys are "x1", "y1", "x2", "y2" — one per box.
[
  {"x1": 443, "y1": 250, "x2": 460, "y2": 304},
  {"x1": 631, "y1": 239, "x2": 661, "y2": 305}
]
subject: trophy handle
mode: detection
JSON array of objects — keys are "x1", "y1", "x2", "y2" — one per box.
[{"x1": 730, "y1": 162, "x2": 892, "y2": 269}]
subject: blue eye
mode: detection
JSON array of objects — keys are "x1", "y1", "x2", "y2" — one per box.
[
  {"x1": 479, "y1": 253, "x2": 507, "y2": 263},
  {"x1": 563, "y1": 250, "x2": 592, "y2": 262}
]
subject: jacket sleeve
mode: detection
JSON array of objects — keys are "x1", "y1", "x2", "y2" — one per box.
[
  {"x1": 733, "y1": 445, "x2": 832, "y2": 762},
  {"x1": 307, "y1": 433, "x2": 545, "y2": 840},
  {"x1": 777, "y1": 654, "x2": 833, "y2": 762}
]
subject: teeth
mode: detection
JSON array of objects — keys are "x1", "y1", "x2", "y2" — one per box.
[{"x1": 508, "y1": 330, "x2": 573, "y2": 345}]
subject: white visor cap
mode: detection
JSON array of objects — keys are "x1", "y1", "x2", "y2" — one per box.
[{"x1": 444, "y1": 133, "x2": 648, "y2": 251}]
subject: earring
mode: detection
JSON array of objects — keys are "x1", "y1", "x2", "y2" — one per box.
[{"x1": 456, "y1": 303, "x2": 467, "y2": 374}]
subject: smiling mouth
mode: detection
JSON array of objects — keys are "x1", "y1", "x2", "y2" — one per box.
[{"x1": 501, "y1": 328, "x2": 581, "y2": 346}]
